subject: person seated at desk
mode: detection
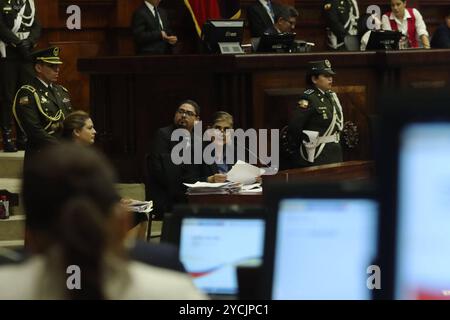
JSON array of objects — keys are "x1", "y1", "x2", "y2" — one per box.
[
  {"x1": 61, "y1": 111, "x2": 149, "y2": 241},
  {"x1": 196, "y1": 111, "x2": 234, "y2": 183},
  {"x1": 381, "y1": 0, "x2": 430, "y2": 49},
  {"x1": 283, "y1": 60, "x2": 344, "y2": 169},
  {"x1": 0, "y1": 143, "x2": 205, "y2": 299},
  {"x1": 264, "y1": 5, "x2": 298, "y2": 35},
  {"x1": 247, "y1": 0, "x2": 283, "y2": 38},
  {"x1": 431, "y1": 11, "x2": 450, "y2": 49},
  {"x1": 193, "y1": 111, "x2": 262, "y2": 184},
  {"x1": 131, "y1": 0, "x2": 177, "y2": 55},
  {"x1": 147, "y1": 100, "x2": 200, "y2": 217}
]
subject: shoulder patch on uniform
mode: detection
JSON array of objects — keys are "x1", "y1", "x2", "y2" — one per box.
[
  {"x1": 19, "y1": 96, "x2": 30, "y2": 105},
  {"x1": 324, "y1": 3, "x2": 332, "y2": 10},
  {"x1": 304, "y1": 89, "x2": 315, "y2": 95},
  {"x1": 297, "y1": 99, "x2": 309, "y2": 109},
  {"x1": 60, "y1": 85, "x2": 69, "y2": 93}
]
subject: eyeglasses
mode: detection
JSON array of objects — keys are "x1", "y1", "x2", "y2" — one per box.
[{"x1": 176, "y1": 109, "x2": 197, "y2": 117}]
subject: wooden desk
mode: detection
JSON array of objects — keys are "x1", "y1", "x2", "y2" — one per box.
[{"x1": 78, "y1": 50, "x2": 450, "y2": 181}]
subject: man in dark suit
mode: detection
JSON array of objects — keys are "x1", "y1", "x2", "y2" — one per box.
[
  {"x1": 264, "y1": 5, "x2": 298, "y2": 35},
  {"x1": 12, "y1": 47, "x2": 72, "y2": 164},
  {"x1": 131, "y1": 0, "x2": 177, "y2": 55},
  {"x1": 146, "y1": 100, "x2": 200, "y2": 218},
  {"x1": 247, "y1": 0, "x2": 282, "y2": 37},
  {"x1": 0, "y1": 0, "x2": 41, "y2": 152}
]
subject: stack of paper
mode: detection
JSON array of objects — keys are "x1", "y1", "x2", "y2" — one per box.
[
  {"x1": 184, "y1": 182, "x2": 242, "y2": 195},
  {"x1": 239, "y1": 183, "x2": 263, "y2": 194}
]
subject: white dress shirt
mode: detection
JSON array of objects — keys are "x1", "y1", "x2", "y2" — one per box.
[{"x1": 381, "y1": 8, "x2": 429, "y2": 39}]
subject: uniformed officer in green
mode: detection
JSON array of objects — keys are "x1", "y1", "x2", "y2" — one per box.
[
  {"x1": 0, "y1": 0, "x2": 41, "y2": 152},
  {"x1": 323, "y1": 0, "x2": 359, "y2": 50},
  {"x1": 12, "y1": 46, "x2": 72, "y2": 162},
  {"x1": 284, "y1": 60, "x2": 344, "y2": 168}
]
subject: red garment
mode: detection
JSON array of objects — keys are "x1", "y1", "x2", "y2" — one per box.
[{"x1": 387, "y1": 8, "x2": 418, "y2": 48}]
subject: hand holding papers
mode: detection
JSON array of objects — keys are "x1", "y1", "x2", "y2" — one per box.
[{"x1": 226, "y1": 160, "x2": 265, "y2": 185}]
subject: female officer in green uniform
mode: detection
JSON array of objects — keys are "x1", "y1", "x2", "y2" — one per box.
[{"x1": 284, "y1": 60, "x2": 344, "y2": 168}]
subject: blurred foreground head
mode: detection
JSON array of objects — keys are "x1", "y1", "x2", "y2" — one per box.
[{"x1": 22, "y1": 143, "x2": 128, "y2": 299}]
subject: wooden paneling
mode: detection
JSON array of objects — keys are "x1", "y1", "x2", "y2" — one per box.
[
  {"x1": 31, "y1": 0, "x2": 450, "y2": 111},
  {"x1": 79, "y1": 50, "x2": 450, "y2": 181}
]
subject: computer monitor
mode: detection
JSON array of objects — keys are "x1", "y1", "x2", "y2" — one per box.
[
  {"x1": 257, "y1": 32, "x2": 296, "y2": 53},
  {"x1": 202, "y1": 19, "x2": 244, "y2": 54},
  {"x1": 366, "y1": 30, "x2": 402, "y2": 50},
  {"x1": 166, "y1": 205, "x2": 266, "y2": 297},
  {"x1": 377, "y1": 90, "x2": 450, "y2": 300},
  {"x1": 264, "y1": 182, "x2": 379, "y2": 300}
]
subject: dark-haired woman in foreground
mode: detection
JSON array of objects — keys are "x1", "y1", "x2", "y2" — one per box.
[{"x1": 0, "y1": 144, "x2": 205, "y2": 299}]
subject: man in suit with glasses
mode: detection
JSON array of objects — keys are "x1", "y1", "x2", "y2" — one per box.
[
  {"x1": 146, "y1": 100, "x2": 200, "y2": 218},
  {"x1": 131, "y1": 0, "x2": 177, "y2": 55}
]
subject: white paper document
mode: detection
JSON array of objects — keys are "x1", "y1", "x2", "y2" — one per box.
[
  {"x1": 125, "y1": 200, "x2": 153, "y2": 213},
  {"x1": 183, "y1": 182, "x2": 230, "y2": 188},
  {"x1": 226, "y1": 160, "x2": 264, "y2": 185}
]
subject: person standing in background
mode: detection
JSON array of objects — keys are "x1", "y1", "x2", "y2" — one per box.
[
  {"x1": 0, "y1": 0, "x2": 41, "y2": 152},
  {"x1": 131, "y1": 0, "x2": 177, "y2": 55}
]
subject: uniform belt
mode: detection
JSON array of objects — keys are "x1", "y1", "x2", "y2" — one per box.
[{"x1": 317, "y1": 132, "x2": 340, "y2": 144}]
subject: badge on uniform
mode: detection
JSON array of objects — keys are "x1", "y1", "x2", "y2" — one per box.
[
  {"x1": 62, "y1": 98, "x2": 70, "y2": 103},
  {"x1": 41, "y1": 97, "x2": 48, "y2": 104},
  {"x1": 324, "y1": 3, "x2": 332, "y2": 10},
  {"x1": 19, "y1": 96, "x2": 29, "y2": 105},
  {"x1": 298, "y1": 99, "x2": 309, "y2": 109}
]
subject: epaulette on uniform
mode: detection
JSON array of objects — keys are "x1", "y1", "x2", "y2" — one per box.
[
  {"x1": 19, "y1": 84, "x2": 37, "y2": 94},
  {"x1": 304, "y1": 89, "x2": 315, "y2": 95}
]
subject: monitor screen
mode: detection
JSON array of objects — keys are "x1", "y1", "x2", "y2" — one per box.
[
  {"x1": 179, "y1": 217, "x2": 265, "y2": 295},
  {"x1": 395, "y1": 123, "x2": 450, "y2": 299},
  {"x1": 257, "y1": 32, "x2": 296, "y2": 53},
  {"x1": 202, "y1": 19, "x2": 244, "y2": 53},
  {"x1": 272, "y1": 198, "x2": 378, "y2": 300},
  {"x1": 366, "y1": 30, "x2": 402, "y2": 50}
]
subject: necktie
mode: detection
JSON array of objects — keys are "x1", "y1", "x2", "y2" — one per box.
[
  {"x1": 266, "y1": 0, "x2": 275, "y2": 20},
  {"x1": 154, "y1": 7, "x2": 163, "y2": 31}
]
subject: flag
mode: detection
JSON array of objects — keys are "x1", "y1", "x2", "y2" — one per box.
[{"x1": 184, "y1": 0, "x2": 241, "y2": 37}]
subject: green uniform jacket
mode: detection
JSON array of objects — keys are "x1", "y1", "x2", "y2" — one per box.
[
  {"x1": 284, "y1": 87, "x2": 344, "y2": 168},
  {"x1": 13, "y1": 77, "x2": 72, "y2": 158}
]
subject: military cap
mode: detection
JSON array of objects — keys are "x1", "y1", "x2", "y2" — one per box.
[
  {"x1": 30, "y1": 47, "x2": 63, "y2": 65},
  {"x1": 307, "y1": 59, "x2": 335, "y2": 76}
]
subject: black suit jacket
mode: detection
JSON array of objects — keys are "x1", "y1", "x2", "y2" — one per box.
[
  {"x1": 247, "y1": 1, "x2": 282, "y2": 37},
  {"x1": 131, "y1": 3, "x2": 172, "y2": 55},
  {"x1": 146, "y1": 125, "x2": 197, "y2": 216}
]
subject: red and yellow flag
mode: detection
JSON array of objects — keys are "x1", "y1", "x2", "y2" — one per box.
[{"x1": 184, "y1": 0, "x2": 241, "y2": 36}]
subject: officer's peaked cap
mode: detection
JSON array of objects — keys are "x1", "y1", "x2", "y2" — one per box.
[
  {"x1": 31, "y1": 47, "x2": 63, "y2": 65},
  {"x1": 307, "y1": 60, "x2": 336, "y2": 76}
]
